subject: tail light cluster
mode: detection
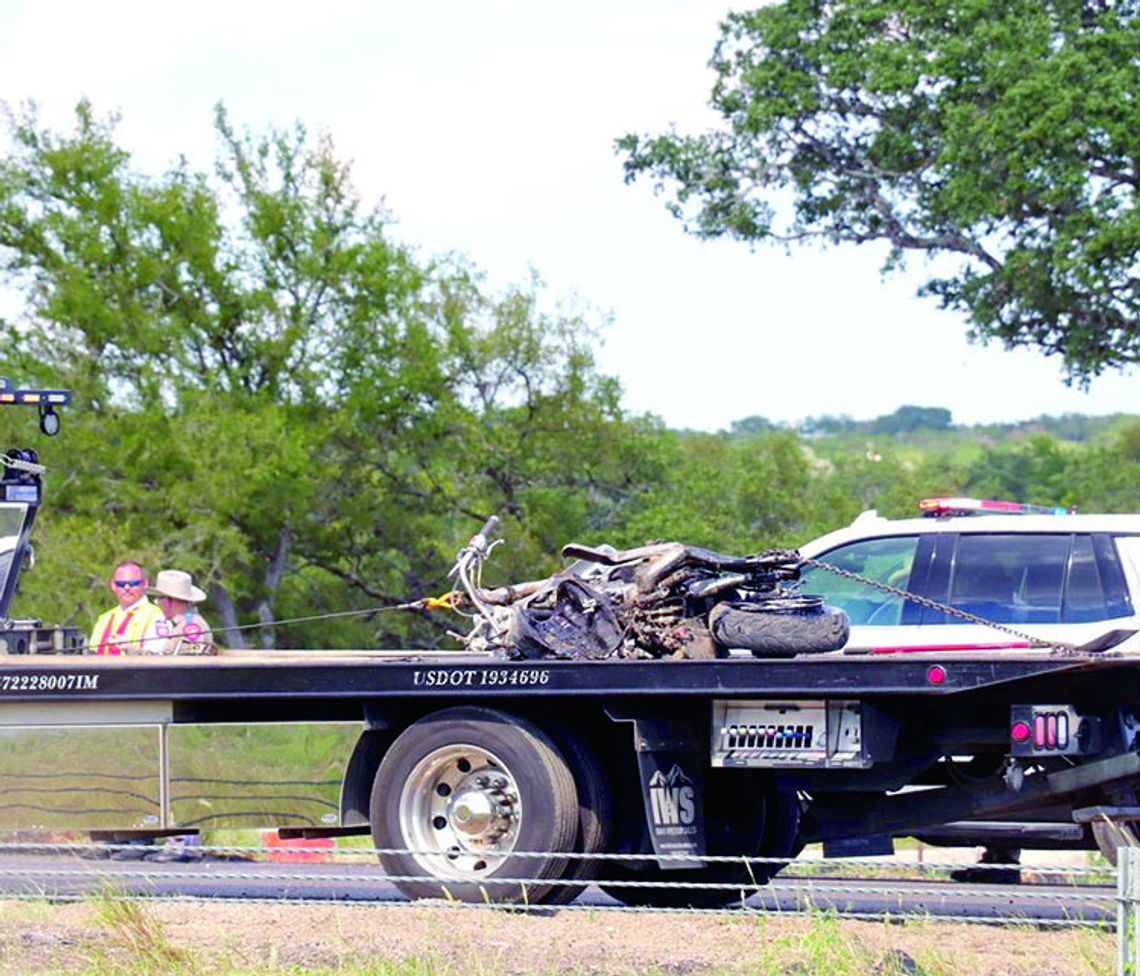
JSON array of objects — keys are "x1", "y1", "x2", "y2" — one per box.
[{"x1": 1009, "y1": 705, "x2": 1102, "y2": 757}]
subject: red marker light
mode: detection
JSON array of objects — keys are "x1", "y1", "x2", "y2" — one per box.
[
  {"x1": 1010, "y1": 721, "x2": 1032, "y2": 743},
  {"x1": 926, "y1": 665, "x2": 947, "y2": 685}
]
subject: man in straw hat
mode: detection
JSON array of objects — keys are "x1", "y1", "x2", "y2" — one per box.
[{"x1": 149, "y1": 570, "x2": 217, "y2": 655}]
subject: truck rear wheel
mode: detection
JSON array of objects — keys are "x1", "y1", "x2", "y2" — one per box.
[
  {"x1": 543, "y1": 726, "x2": 612, "y2": 905},
  {"x1": 599, "y1": 772, "x2": 800, "y2": 909},
  {"x1": 370, "y1": 707, "x2": 579, "y2": 904},
  {"x1": 710, "y1": 601, "x2": 849, "y2": 657}
]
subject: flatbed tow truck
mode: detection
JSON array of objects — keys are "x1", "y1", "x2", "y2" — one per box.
[{"x1": 2, "y1": 383, "x2": 1139, "y2": 906}]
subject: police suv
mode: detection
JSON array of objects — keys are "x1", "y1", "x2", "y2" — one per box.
[{"x1": 799, "y1": 498, "x2": 1140, "y2": 653}]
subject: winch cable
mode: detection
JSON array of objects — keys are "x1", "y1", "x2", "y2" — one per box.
[{"x1": 100, "y1": 591, "x2": 466, "y2": 654}]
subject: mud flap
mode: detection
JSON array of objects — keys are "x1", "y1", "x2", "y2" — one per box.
[{"x1": 630, "y1": 717, "x2": 707, "y2": 869}]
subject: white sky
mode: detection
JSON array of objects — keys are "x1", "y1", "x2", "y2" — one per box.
[{"x1": 0, "y1": 0, "x2": 1135, "y2": 431}]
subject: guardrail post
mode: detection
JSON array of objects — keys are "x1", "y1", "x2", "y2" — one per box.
[
  {"x1": 1120, "y1": 846, "x2": 1140, "y2": 976},
  {"x1": 1134, "y1": 847, "x2": 1140, "y2": 976},
  {"x1": 1121, "y1": 847, "x2": 1128, "y2": 976}
]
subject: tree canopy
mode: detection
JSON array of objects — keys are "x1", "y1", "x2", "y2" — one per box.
[
  {"x1": 618, "y1": 0, "x2": 1140, "y2": 382},
  {"x1": 1, "y1": 102, "x2": 1137, "y2": 651},
  {"x1": 0, "y1": 101, "x2": 664, "y2": 648}
]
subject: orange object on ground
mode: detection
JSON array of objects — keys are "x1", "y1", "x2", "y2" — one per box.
[{"x1": 263, "y1": 830, "x2": 335, "y2": 863}]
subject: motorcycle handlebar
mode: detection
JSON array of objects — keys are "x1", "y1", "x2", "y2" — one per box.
[
  {"x1": 469, "y1": 515, "x2": 501, "y2": 552},
  {"x1": 448, "y1": 515, "x2": 502, "y2": 582}
]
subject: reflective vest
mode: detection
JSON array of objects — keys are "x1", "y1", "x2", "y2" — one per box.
[{"x1": 89, "y1": 597, "x2": 165, "y2": 655}]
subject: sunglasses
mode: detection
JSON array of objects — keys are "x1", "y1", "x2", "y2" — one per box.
[{"x1": 113, "y1": 580, "x2": 145, "y2": 589}]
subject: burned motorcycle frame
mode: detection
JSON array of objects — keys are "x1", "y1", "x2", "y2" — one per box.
[{"x1": 448, "y1": 520, "x2": 850, "y2": 661}]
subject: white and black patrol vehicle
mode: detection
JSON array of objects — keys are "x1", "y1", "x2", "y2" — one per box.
[
  {"x1": 798, "y1": 498, "x2": 1140, "y2": 855},
  {"x1": 799, "y1": 497, "x2": 1140, "y2": 654}
]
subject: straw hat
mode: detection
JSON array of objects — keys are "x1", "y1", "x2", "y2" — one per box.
[{"x1": 150, "y1": 570, "x2": 207, "y2": 603}]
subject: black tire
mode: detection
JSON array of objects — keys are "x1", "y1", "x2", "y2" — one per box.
[
  {"x1": 599, "y1": 772, "x2": 800, "y2": 909},
  {"x1": 370, "y1": 706, "x2": 578, "y2": 904},
  {"x1": 543, "y1": 727, "x2": 613, "y2": 905},
  {"x1": 710, "y1": 601, "x2": 850, "y2": 656}
]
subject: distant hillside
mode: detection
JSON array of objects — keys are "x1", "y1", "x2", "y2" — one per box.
[{"x1": 725, "y1": 407, "x2": 1139, "y2": 454}]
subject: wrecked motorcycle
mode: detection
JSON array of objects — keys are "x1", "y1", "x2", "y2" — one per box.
[{"x1": 446, "y1": 517, "x2": 849, "y2": 660}]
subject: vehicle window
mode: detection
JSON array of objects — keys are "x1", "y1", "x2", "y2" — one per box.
[
  {"x1": 0, "y1": 505, "x2": 28, "y2": 615},
  {"x1": 1103, "y1": 536, "x2": 1138, "y2": 618},
  {"x1": 1063, "y1": 536, "x2": 1107, "y2": 622},
  {"x1": 920, "y1": 533, "x2": 1132, "y2": 626},
  {"x1": 945, "y1": 534, "x2": 1068, "y2": 625},
  {"x1": 800, "y1": 536, "x2": 918, "y2": 626}
]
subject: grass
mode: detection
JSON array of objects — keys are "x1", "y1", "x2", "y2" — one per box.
[
  {"x1": 86, "y1": 889, "x2": 200, "y2": 976},
  {"x1": 0, "y1": 895, "x2": 1116, "y2": 976}
]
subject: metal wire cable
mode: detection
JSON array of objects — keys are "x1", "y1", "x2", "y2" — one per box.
[
  {"x1": 94, "y1": 598, "x2": 448, "y2": 654},
  {"x1": 0, "y1": 890, "x2": 1109, "y2": 928},
  {"x1": 0, "y1": 843, "x2": 1112, "y2": 876},
  {"x1": 0, "y1": 866, "x2": 1112, "y2": 905},
  {"x1": 0, "y1": 841, "x2": 1115, "y2": 930}
]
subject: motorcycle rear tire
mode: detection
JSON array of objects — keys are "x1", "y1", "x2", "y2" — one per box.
[{"x1": 709, "y1": 601, "x2": 849, "y2": 657}]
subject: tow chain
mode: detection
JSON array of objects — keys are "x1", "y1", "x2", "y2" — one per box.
[{"x1": 797, "y1": 557, "x2": 1080, "y2": 656}]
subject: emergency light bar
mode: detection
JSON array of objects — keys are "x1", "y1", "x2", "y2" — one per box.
[
  {"x1": 0, "y1": 387, "x2": 71, "y2": 407},
  {"x1": 919, "y1": 497, "x2": 1069, "y2": 517},
  {"x1": 0, "y1": 378, "x2": 70, "y2": 436},
  {"x1": 0, "y1": 391, "x2": 70, "y2": 405}
]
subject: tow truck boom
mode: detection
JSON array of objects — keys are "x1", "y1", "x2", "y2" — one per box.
[{"x1": 1, "y1": 377, "x2": 79, "y2": 652}]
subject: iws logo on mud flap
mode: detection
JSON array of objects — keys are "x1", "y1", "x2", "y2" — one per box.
[{"x1": 648, "y1": 763, "x2": 696, "y2": 828}]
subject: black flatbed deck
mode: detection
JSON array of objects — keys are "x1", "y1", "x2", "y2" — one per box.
[{"x1": 0, "y1": 649, "x2": 1133, "y2": 703}]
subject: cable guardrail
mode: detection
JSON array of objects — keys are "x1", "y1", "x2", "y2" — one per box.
[
  {"x1": 0, "y1": 841, "x2": 1116, "y2": 932},
  {"x1": 0, "y1": 841, "x2": 1116, "y2": 872},
  {"x1": 0, "y1": 888, "x2": 1109, "y2": 929},
  {"x1": 0, "y1": 862, "x2": 1115, "y2": 898}
]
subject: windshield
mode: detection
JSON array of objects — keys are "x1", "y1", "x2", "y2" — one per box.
[{"x1": 0, "y1": 503, "x2": 30, "y2": 619}]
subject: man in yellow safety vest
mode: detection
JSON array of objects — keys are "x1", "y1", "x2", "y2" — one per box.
[{"x1": 88, "y1": 559, "x2": 166, "y2": 655}]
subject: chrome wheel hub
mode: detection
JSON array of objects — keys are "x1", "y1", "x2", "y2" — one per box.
[{"x1": 398, "y1": 744, "x2": 522, "y2": 880}]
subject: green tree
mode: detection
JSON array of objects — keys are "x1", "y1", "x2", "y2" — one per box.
[
  {"x1": 805, "y1": 446, "x2": 962, "y2": 527},
  {"x1": 800, "y1": 414, "x2": 857, "y2": 435},
  {"x1": 963, "y1": 434, "x2": 1072, "y2": 504},
  {"x1": 618, "y1": 0, "x2": 1140, "y2": 381},
  {"x1": 615, "y1": 430, "x2": 817, "y2": 551},
  {"x1": 1052, "y1": 423, "x2": 1140, "y2": 511},
  {"x1": 0, "y1": 102, "x2": 659, "y2": 649},
  {"x1": 871, "y1": 406, "x2": 953, "y2": 435},
  {"x1": 727, "y1": 414, "x2": 778, "y2": 437}
]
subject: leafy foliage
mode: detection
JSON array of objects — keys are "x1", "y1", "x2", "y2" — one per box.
[
  {"x1": 618, "y1": 0, "x2": 1140, "y2": 381},
  {"x1": 614, "y1": 430, "x2": 819, "y2": 550},
  {"x1": 2, "y1": 103, "x2": 1137, "y2": 654},
  {"x1": 0, "y1": 102, "x2": 660, "y2": 648}
]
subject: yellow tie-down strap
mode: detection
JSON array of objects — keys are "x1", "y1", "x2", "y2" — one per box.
[{"x1": 417, "y1": 591, "x2": 463, "y2": 611}]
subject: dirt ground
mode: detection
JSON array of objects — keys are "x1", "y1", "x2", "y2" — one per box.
[{"x1": 0, "y1": 899, "x2": 1115, "y2": 976}]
